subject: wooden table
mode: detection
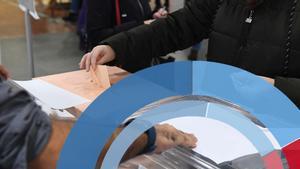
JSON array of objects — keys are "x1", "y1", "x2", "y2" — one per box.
[{"x1": 29, "y1": 66, "x2": 129, "y2": 169}]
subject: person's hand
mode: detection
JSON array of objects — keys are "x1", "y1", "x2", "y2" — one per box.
[
  {"x1": 154, "y1": 124, "x2": 197, "y2": 153},
  {"x1": 153, "y1": 8, "x2": 168, "y2": 19},
  {"x1": 0, "y1": 65, "x2": 9, "y2": 79},
  {"x1": 79, "y1": 45, "x2": 116, "y2": 72},
  {"x1": 144, "y1": 19, "x2": 155, "y2": 25},
  {"x1": 259, "y1": 76, "x2": 275, "y2": 85}
]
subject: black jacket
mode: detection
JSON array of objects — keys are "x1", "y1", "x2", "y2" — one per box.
[
  {"x1": 87, "y1": 0, "x2": 154, "y2": 49},
  {"x1": 102, "y1": 0, "x2": 300, "y2": 107}
]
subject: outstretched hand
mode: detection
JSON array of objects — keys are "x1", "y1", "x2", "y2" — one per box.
[
  {"x1": 80, "y1": 45, "x2": 116, "y2": 72},
  {"x1": 153, "y1": 8, "x2": 168, "y2": 19},
  {"x1": 154, "y1": 124, "x2": 198, "y2": 153}
]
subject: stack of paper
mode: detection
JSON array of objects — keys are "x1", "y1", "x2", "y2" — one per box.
[{"x1": 14, "y1": 79, "x2": 90, "y2": 120}]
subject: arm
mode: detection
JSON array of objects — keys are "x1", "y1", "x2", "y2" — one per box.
[
  {"x1": 95, "y1": 124, "x2": 197, "y2": 167},
  {"x1": 0, "y1": 79, "x2": 51, "y2": 169},
  {"x1": 274, "y1": 77, "x2": 300, "y2": 108},
  {"x1": 260, "y1": 76, "x2": 300, "y2": 108},
  {"x1": 102, "y1": 0, "x2": 219, "y2": 72},
  {"x1": 95, "y1": 127, "x2": 148, "y2": 167}
]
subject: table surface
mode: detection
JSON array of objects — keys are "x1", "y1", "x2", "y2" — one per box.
[
  {"x1": 29, "y1": 66, "x2": 129, "y2": 169},
  {"x1": 38, "y1": 66, "x2": 128, "y2": 112}
]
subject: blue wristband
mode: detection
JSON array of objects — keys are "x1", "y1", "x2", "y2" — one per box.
[{"x1": 142, "y1": 127, "x2": 157, "y2": 154}]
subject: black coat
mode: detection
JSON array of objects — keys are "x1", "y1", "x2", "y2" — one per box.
[
  {"x1": 102, "y1": 0, "x2": 300, "y2": 107},
  {"x1": 87, "y1": 0, "x2": 154, "y2": 49}
]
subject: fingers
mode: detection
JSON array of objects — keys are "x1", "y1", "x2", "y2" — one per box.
[
  {"x1": 79, "y1": 45, "x2": 116, "y2": 72},
  {"x1": 80, "y1": 47, "x2": 100, "y2": 72},
  {"x1": 90, "y1": 46, "x2": 104, "y2": 70},
  {"x1": 153, "y1": 12, "x2": 161, "y2": 19},
  {"x1": 97, "y1": 53, "x2": 110, "y2": 65},
  {"x1": 85, "y1": 53, "x2": 92, "y2": 72},
  {"x1": 80, "y1": 47, "x2": 101, "y2": 72},
  {"x1": 162, "y1": 11, "x2": 168, "y2": 16},
  {"x1": 97, "y1": 46, "x2": 115, "y2": 65},
  {"x1": 90, "y1": 50, "x2": 98, "y2": 70},
  {"x1": 144, "y1": 19, "x2": 155, "y2": 25},
  {"x1": 181, "y1": 132, "x2": 198, "y2": 148},
  {"x1": 153, "y1": 8, "x2": 168, "y2": 19},
  {"x1": 172, "y1": 129, "x2": 197, "y2": 149},
  {"x1": 79, "y1": 52, "x2": 89, "y2": 70},
  {"x1": 157, "y1": 8, "x2": 168, "y2": 18},
  {"x1": 159, "y1": 8, "x2": 168, "y2": 16},
  {"x1": 0, "y1": 65, "x2": 9, "y2": 79},
  {"x1": 155, "y1": 123, "x2": 198, "y2": 152}
]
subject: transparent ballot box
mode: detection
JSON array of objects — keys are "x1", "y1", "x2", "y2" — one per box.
[{"x1": 119, "y1": 96, "x2": 288, "y2": 169}]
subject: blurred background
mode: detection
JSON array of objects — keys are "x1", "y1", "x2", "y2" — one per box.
[
  {"x1": 0, "y1": 0, "x2": 81, "y2": 80},
  {"x1": 0, "y1": 0, "x2": 208, "y2": 80}
]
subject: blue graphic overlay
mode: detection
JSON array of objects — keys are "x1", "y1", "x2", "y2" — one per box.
[
  {"x1": 101, "y1": 101, "x2": 275, "y2": 169},
  {"x1": 58, "y1": 61, "x2": 300, "y2": 169}
]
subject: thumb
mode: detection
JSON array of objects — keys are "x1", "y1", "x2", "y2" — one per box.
[
  {"x1": 183, "y1": 133, "x2": 198, "y2": 148},
  {"x1": 97, "y1": 53, "x2": 114, "y2": 65}
]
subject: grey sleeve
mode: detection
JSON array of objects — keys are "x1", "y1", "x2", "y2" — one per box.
[{"x1": 0, "y1": 78, "x2": 52, "y2": 169}]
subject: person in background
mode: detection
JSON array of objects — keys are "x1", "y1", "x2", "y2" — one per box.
[
  {"x1": 86, "y1": 0, "x2": 168, "y2": 50},
  {"x1": 63, "y1": 0, "x2": 82, "y2": 23},
  {"x1": 80, "y1": 0, "x2": 300, "y2": 108},
  {"x1": 154, "y1": 0, "x2": 169, "y2": 12}
]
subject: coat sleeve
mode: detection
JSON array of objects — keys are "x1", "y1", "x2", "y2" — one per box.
[
  {"x1": 102, "y1": 0, "x2": 219, "y2": 72},
  {"x1": 89, "y1": 21, "x2": 143, "y2": 49},
  {"x1": 275, "y1": 77, "x2": 300, "y2": 108}
]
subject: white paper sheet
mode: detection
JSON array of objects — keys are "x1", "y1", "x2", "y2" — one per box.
[
  {"x1": 14, "y1": 79, "x2": 90, "y2": 110},
  {"x1": 35, "y1": 99, "x2": 76, "y2": 119},
  {"x1": 161, "y1": 117, "x2": 259, "y2": 164}
]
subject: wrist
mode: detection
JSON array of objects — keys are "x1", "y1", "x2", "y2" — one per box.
[{"x1": 142, "y1": 127, "x2": 157, "y2": 154}]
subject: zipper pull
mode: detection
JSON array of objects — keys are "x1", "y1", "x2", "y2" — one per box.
[{"x1": 245, "y1": 10, "x2": 254, "y2": 23}]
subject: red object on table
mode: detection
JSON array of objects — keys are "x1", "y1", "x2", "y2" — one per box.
[{"x1": 282, "y1": 139, "x2": 300, "y2": 169}]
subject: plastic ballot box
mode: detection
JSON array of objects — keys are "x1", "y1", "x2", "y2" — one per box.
[{"x1": 119, "y1": 96, "x2": 288, "y2": 169}]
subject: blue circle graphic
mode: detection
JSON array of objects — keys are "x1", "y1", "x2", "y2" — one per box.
[
  {"x1": 57, "y1": 61, "x2": 300, "y2": 169},
  {"x1": 101, "y1": 100, "x2": 276, "y2": 168}
]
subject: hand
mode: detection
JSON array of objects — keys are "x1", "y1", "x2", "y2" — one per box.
[
  {"x1": 259, "y1": 76, "x2": 275, "y2": 85},
  {"x1": 144, "y1": 19, "x2": 155, "y2": 25},
  {"x1": 154, "y1": 124, "x2": 197, "y2": 153},
  {"x1": 153, "y1": 8, "x2": 168, "y2": 19},
  {"x1": 79, "y1": 45, "x2": 116, "y2": 72},
  {"x1": 0, "y1": 65, "x2": 9, "y2": 79}
]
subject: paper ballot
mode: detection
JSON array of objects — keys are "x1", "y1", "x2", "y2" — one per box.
[{"x1": 15, "y1": 79, "x2": 90, "y2": 110}]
